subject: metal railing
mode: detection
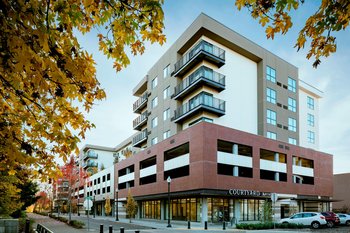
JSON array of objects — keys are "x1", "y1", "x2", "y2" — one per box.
[
  {"x1": 174, "y1": 66, "x2": 225, "y2": 97},
  {"x1": 132, "y1": 129, "x2": 148, "y2": 146},
  {"x1": 133, "y1": 111, "x2": 148, "y2": 129},
  {"x1": 133, "y1": 92, "x2": 148, "y2": 112},
  {"x1": 174, "y1": 40, "x2": 225, "y2": 75},
  {"x1": 173, "y1": 94, "x2": 225, "y2": 120},
  {"x1": 83, "y1": 150, "x2": 98, "y2": 160},
  {"x1": 36, "y1": 223, "x2": 54, "y2": 233}
]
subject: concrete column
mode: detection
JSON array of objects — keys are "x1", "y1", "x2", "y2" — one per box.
[
  {"x1": 234, "y1": 200, "x2": 240, "y2": 224},
  {"x1": 274, "y1": 153, "x2": 279, "y2": 162},
  {"x1": 161, "y1": 200, "x2": 165, "y2": 220},
  {"x1": 298, "y1": 159, "x2": 302, "y2": 166},
  {"x1": 201, "y1": 198, "x2": 208, "y2": 224},
  {"x1": 292, "y1": 156, "x2": 297, "y2": 165},
  {"x1": 274, "y1": 172, "x2": 280, "y2": 181},
  {"x1": 233, "y1": 166, "x2": 239, "y2": 177},
  {"x1": 233, "y1": 144, "x2": 238, "y2": 154},
  {"x1": 229, "y1": 199, "x2": 234, "y2": 223}
]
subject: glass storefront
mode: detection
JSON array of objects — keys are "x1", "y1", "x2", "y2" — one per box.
[
  {"x1": 141, "y1": 200, "x2": 161, "y2": 219},
  {"x1": 240, "y1": 199, "x2": 265, "y2": 221},
  {"x1": 171, "y1": 198, "x2": 199, "y2": 221},
  {"x1": 208, "y1": 198, "x2": 229, "y2": 223}
]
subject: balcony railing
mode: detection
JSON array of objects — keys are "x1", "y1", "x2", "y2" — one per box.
[
  {"x1": 173, "y1": 40, "x2": 225, "y2": 77},
  {"x1": 132, "y1": 129, "x2": 148, "y2": 147},
  {"x1": 173, "y1": 93, "x2": 225, "y2": 123},
  {"x1": 173, "y1": 66, "x2": 225, "y2": 100},
  {"x1": 83, "y1": 161, "x2": 98, "y2": 168},
  {"x1": 133, "y1": 111, "x2": 148, "y2": 130},
  {"x1": 83, "y1": 150, "x2": 98, "y2": 160},
  {"x1": 133, "y1": 92, "x2": 148, "y2": 113}
]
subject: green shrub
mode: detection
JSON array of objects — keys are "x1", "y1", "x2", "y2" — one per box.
[
  {"x1": 69, "y1": 220, "x2": 85, "y2": 229},
  {"x1": 236, "y1": 222, "x2": 304, "y2": 230}
]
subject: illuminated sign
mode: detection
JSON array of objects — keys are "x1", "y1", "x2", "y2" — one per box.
[{"x1": 228, "y1": 189, "x2": 270, "y2": 197}]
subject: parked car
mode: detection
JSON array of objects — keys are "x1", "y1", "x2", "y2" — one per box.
[
  {"x1": 337, "y1": 213, "x2": 350, "y2": 226},
  {"x1": 321, "y1": 211, "x2": 340, "y2": 228},
  {"x1": 279, "y1": 212, "x2": 327, "y2": 229}
]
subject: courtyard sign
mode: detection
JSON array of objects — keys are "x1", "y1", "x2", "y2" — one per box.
[{"x1": 228, "y1": 189, "x2": 270, "y2": 197}]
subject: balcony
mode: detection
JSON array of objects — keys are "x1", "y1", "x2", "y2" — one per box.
[
  {"x1": 133, "y1": 92, "x2": 148, "y2": 113},
  {"x1": 173, "y1": 40, "x2": 225, "y2": 77},
  {"x1": 133, "y1": 111, "x2": 148, "y2": 130},
  {"x1": 83, "y1": 150, "x2": 98, "y2": 160},
  {"x1": 173, "y1": 66, "x2": 225, "y2": 100},
  {"x1": 172, "y1": 93, "x2": 225, "y2": 123},
  {"x1": 83, "y1": 160, "x2": 98, "y2": 168},
  {"x1": 132, "y1": 129, "x2": 148, "y2": 147}
]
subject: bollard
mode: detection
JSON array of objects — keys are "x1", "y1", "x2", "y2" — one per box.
[
  {"x1": 120, "y1": 227, "x2": 125, "y2": 233},
  {"x1": 100, "y1": 224, "x2": 103, "y2": 233},
  {"x1": 204, "y1": 221, "x2": 208, "y2": 230},
  {"x1": 109, "y1": 225, "x2": 113, "y2": 233},
  {"x1": 25, "y1": 219, "x2": 30, "y2": 233},
  {"x1": 135, "y1": 231, "x2": 140, "y2": 233},
  {"x1": 223, "y1": 221, "x2": 226, "y2": 230},
  {"x1": 187, "y1": 220, "x2": 191, "y2": 229}
]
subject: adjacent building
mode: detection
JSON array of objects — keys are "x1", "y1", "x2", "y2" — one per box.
[{"x1": 333, "y1": 173, "x2": 350, "y2": 211}]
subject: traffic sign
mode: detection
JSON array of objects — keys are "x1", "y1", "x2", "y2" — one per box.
[{"x1": 83, "y1": 199, "x2": 93, "y2": 210}]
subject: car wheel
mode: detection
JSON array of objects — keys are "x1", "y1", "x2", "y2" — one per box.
[
  {"x1": 326, "y1": 221, "x2": 334, "y2": 228},
  {"x1": 311, "y1": 221, "x2": 320, "y2": 229},
  {"x1": 346, "y1": 220, "x2": 350, "y2": 226}
]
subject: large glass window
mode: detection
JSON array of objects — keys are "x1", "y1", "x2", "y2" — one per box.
[
  {"x1": 151, "y1": 96, "x2": 158, "y2": 108},
  {"x1": 267, "y1": 131, "x2": 277, "y2": 140},
  {"x1": 288, "y1": 137, "x2": 297, "y2": 145},
  {"x1": 163, "y1": 86, "x2": 170, "y2": 99},
  {"x1": 288, "y1": 97, "x2": 296, "y2": 112},
  {"x1": 267, "y1": 109, "x2": 276, "y2": 125},
  {"x1": 288, "y1": 118, "x2": 297, "y2": 132},
  {"x1": 307, "y1": 113, "x2": 314, "y2": 126},
  {"x1": 163, "y1": 108, "x2": 170, "y2": 121},
  {"x1": 151, "y1": 76, "x2": 158, "y2": 89},
  {"x1": 207, "y1": 198, "x2": 229, "y2": 223},
  {"x1": 307, "y1": 96, "x2": 314, "y2": 110},
  {"x1": 266, "y1": 88, "x2": 276, "y2": 104},
  {"x1": 163, "y1": 65, "x2": 170, "y2": 78},
  {"x1": 170, "y1": 198, "x2": 199, "y2": 222},
  {"x1": 307, "y1": 131, "x2": 315, "y2": 143},
  {"x1": 151, "y1": 117, "x2": 158, "y2": 128},
  {"x1": 240, "y1": 199, "x2": 265, "y2": 221},
  {"x1": 141, "y1": 200, "x2": 161, "y2": 219},
  {"x1": 288, "y1": 77, "x2": 296, "y2": 92},
  {"x1": 266, "y1": 66, "x2": 276, "y2": 83}
]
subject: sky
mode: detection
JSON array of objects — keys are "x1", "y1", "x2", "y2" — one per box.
[{"x1": 76, "y1": 0, "x2": 350, "y2": 174}]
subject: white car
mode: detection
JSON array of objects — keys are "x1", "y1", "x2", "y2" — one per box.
[
  {"x1": 279, "y1": 212, "x2": 327, "y2": 229},
  {"x1": 337, "y1": 213, "x2": 350, "y2": 225}
]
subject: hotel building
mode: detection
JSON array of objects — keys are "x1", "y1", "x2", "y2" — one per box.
[{"x1": 110, "y1": 13, "x2": 333, "y2": 224}]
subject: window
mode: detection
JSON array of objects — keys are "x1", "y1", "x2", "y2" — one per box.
[
  {"x1": 151, "y1": 117, "x2": 158, "y2": 128},
  {"x1": 107, "y1": 186, "x2": 110, "y2": 193},
  {"x1": 163, "y1": 86, "x2": 170, "y2": 99},
  {"x1": 151, "y1": 76, "x2": 158, "y2": 89},
  {"x1": 288, "y1": 97, "x2": 296, "y2": 112},
  {"x1": 307, "y1": 131, "x2": 315, "y2": 143},
  {"x1": 307, "y1": 96, "x2": 314, "y2": 110},
  {"x1": 266, "y1": 109, "x2": 276, "y2": 125},
  {"x1": 163, "y1": 130, "x2": 170, "y2": 140},
  {"x1": 288, "y1": 77, "x2": 296, "y2": 92},
  {"x1": 102, "y1": 175, "x2": 106, "y2": 182},
  {"x1": 266, "y1": 88, "x2": 276, "y2": 104},
  {"x1": 266, "y1": 66, "x2": 276, "y2": 83},
  {"x1": 307, "y1": 113, "x2": 314, "y2": 127},
  {"x1": 151, "y1": 96, "x2": 158, "y2": 108},
  {"x1": 163, "y1": 65, "x2": 170, "y2": 78},
  {"x1": 107, "y1": 173, "x2": 110, "y2": 181},
  {"x1": 163, "y1": 108, "x2": 170, "y2": 121},
  {"x1": 288, "y1": 137, "x2": 297, "y2": 145},
  {"x1": 151, "y1": 137, "x2": 158, "y2": 145},
  {"x1": 267, "y1": 131, "x2": 277, "y2": 140},
  {"x1": 288, "y1": 118, "x2": 297, "y2": 132},
  {"x1": 98, "y1": 177, "x2": 100, "y2": 184}
]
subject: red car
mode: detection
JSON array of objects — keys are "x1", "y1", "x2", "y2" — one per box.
[{"x1": 321, "y1": 211, "x2": 340, "y2": 228}]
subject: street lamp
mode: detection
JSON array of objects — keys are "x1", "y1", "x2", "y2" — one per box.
[
  {"x1": 167, "y1": 176, "x2": 172, "y2": 228},
  {"x1": 115, "y1": 188, "x2": 119, "y2": 221}
]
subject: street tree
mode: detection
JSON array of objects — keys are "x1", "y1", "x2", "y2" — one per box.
[
  {"x1": 105, "y1": 195, "x2": 112, "y2": 216},
  {"x1": 235, "y1": 0, "x2": 350, "y2": 67},
  {"x1": 125, "y1": 189, "x2": 138, "y2": 223},
  {"x1": 0, "y1": 0, "x2": 165, "y2": 179}
]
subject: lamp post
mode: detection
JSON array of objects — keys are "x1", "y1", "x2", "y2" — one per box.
[
  {"x1": 115, "y1": 188, "x2": 119, "y2": 221},
  {"x1": 167, "y1": 176, "x2": 172, "y2": 228},
  {"x1": 93, "y1": 195, "x2": 96, "y2": 218}
]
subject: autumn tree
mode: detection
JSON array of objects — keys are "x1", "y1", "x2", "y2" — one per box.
[
  {"x1": 235, "y1": 0, "x2": 350, "y2": 67},
  {"x1": 104, "y1": 195, "x2": 112, "y2": 216},
  {"x1": 0, "y1": 0, "x2": 165, "y2": 179},
  {"x1": 55, "y1": 155, "x2": 87, "y2": 222},
  {"x1": 0, "y1": 172, "x2": 22, "y2": 217},
  {"x1": 125, "y1": 189, "x2": 138, "y2": 223},
  {"x1": 35, "y1": 191, "x2": 51, "y2": 213}
]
